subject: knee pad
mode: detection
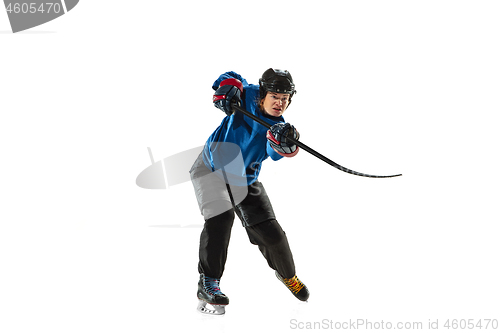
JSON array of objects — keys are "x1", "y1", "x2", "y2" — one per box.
[{"x1": 246, "y1": 219, "x2": 287, "y2": 247}]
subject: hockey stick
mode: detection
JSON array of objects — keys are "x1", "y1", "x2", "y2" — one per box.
[{"x1": 231, "y1": 103, "x2": 402, "y2": 178}]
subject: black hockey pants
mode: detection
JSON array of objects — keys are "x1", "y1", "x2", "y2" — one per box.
[
  {"x1": 198, "y1": 208, "x2": 296, "y2": 279},
  {"x1": 190, "y1": 153, "x2": 296, "y2": 279}
]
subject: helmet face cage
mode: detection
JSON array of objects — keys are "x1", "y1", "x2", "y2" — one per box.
[{"x1": 259, "y1": 68, "x2": 296, "y2": 99}]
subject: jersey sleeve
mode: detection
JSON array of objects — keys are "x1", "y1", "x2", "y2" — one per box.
[{"x1": 212, "y1": 71, "x2": 249, "y2": 91}]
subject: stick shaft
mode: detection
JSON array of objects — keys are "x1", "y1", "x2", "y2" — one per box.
[{"x1": 231, "y1": 104, "x2": 402, "y2": 178}]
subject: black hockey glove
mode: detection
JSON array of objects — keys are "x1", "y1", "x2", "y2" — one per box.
[
  {"x1": 266, "y1": 122, "x2": 300, "y2": 157},
  {"x1": 213, "y1": 78, "x2": 243, "y2": 116}
]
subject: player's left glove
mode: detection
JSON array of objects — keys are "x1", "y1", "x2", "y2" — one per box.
[
  {"x1": 266, "y1": 122, "x2": 300, "y2": 157},
  {"x1": 213, "y1": 78, "x2": 243, "y2": 116}
]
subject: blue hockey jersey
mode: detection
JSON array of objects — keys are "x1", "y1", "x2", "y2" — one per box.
[{"x1": 202, "y1": 71, "x2": 285, "y2": 185}]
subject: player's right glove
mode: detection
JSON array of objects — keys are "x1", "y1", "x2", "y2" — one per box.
[
  {"x1": 213, "y1": 78, "x2": 243, "y2": 116},
  {"x1": 266, "y1": 122, "x2": 300, "y2": 157}
]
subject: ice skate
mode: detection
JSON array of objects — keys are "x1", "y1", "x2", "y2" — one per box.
[
  {"x1": 275, "y1": 271, "x2": 309, "y2": 301},
  {"x1": 197, "y1": 274, "x2": 229, "y2": 315}
]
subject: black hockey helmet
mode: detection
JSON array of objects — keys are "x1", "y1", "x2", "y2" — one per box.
[{"x1": 259, "y1": 68, "x2": 296, "y2": 99}]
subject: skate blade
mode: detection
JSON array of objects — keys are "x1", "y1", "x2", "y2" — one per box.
[{"x1": 197, "y1": 300, "x2": 226, "y2": 315}]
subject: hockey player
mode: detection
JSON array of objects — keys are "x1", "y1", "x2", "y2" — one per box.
[{"x1": 190, "y1": 68, "x2": 309, "y2": 315}]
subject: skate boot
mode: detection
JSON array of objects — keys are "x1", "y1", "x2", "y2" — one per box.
[
  {"x1": 275, "y1": 271, "x2": 310, "y2": 302},
  {"x1": 197, "y1": 273, "x2": 229, "y2": 315}
]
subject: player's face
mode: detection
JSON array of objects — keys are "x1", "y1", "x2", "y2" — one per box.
[{"x1": 262, "y1": 92, "x2": 290, "y2": 117}]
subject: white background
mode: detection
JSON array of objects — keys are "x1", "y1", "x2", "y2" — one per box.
[{"x1": 1, "y1": 1, "x2": 499, "y2": 332}]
